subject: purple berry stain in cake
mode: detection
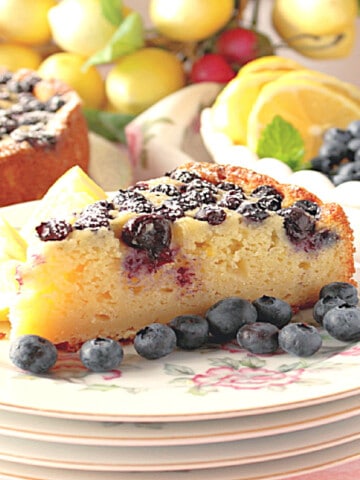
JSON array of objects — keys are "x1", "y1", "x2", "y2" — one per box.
[{"x1": 176, "y1": 266, "x2": 195, "y2": 287}]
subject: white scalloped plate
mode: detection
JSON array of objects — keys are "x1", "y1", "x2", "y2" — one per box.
[
  {"x1": 0, "y1": 414, "x2": 360, "y2": 471},
  {"x1": 0, "y1": 393, "x2": 359, "y2": 447},
  {"x1": 0, "y1": 437, "x2": 359, "y2": 479}
]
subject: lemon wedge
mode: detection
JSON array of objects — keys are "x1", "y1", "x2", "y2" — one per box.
[
  {"x1": 21, "y1": 166, "x2": 107, "y2": 241},
  {"x1": 247, "y1": 77, "x2": 360, "y2": 162}
]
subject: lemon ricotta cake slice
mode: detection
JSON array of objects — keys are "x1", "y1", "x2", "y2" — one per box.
[{"x1": 9, "y1": 162, "x2": 356, "y2": 350}]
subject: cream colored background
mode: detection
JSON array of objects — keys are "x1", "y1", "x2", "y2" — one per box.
[{"x1": 128, "y1": 0, "x2": 360, "y2": 86}]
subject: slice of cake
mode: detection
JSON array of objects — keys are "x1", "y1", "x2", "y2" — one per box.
[
  {"x1": 0, "y1": 68, "x2": 89, "y2": 207},
  {"x1": 9, "y1": 162, "x2": 356, "y2": 350}
]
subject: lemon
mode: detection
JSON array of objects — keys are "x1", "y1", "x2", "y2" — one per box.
[
  {"x1": 0, "y1": 216, "x2": 27, "y2": 262},
  {"x1": 0, "y1": 259, "x2": 20, "y2": 323},
  {"x1": 238, "y1": 55, "x2": 302, "y2": 76},
  {"x1": 48, "y1": 0, "x2": 130, "y2": 58},
  {"x1": 272, "y1": 0, "x2": 357, "y2": 59},
  {"x1": 273, "y1": 69, "x2": 360, "y2": 107},
  {"x1": 106, "y1": 47, "x2": 185, "y2": 115},
  {"x1": 247, "y1": 78, "x2": 360, "y2": 162},
  {"x1": 211, "y1": 70, "x2": 289, "y2": 144},
  {"x1": 0, "y1": 43, "x2": 42, "y2": 71},
  {"x1": 272, "y1": 0, "x2": 357, "y2": 37},
  {"x1": 37, "y1": 52, "x2": 106, "y2": 109},
  {"x1": 0, "y1": 0, "x2": 55, "y2": 45},
  {"x1": 149, "y1": 0, "x2": 234, "y2": 42},
  {"x1": 21, "y1": 166, "x2": 107, "y2": 241}
]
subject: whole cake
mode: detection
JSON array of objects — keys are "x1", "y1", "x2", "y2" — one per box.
[
  {"x1": 0, "y1": 68, "x2": 89, "y2": 207},
  {"x1": 9, "y1": 162, "x2": 356, "y2": 350}
]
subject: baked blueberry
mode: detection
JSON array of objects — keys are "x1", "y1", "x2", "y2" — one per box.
[
  {"x1": 80, "y1": 337, "x2": 124, "y2": 372},
  {"x1": 9, "y1": 335, "x2": 58, "y2": 374},
  {"x1": 36, "y1": 219, "x2": 73, "y2": 241},
  {"x1": 121, "y1": 214, "x2": 172, "y2": 260},
  {"x1": 134, "y1": 323, "x2": 177, "y2": 360},
  {"x1": 237, "y1": 322, "x2": 279, "y2": 354},
  {"x1": 278, "y1": 323, "x2": 322, "y2": 357}
]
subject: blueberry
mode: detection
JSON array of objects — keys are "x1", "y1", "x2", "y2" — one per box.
[
  {"x1": 252, "y1": 296, "x2": 293, "y2": 328},
  {"x1": 251, "y1": 185, "x2": 283, "y2": 200},
  {"x1": 280, "y1": 206, "x2": 315, "y2": 242},
  {"x1": 319, "y1": 282, "x2": 358, "y2": 306},
  {"x1": 278, "y1": 323, "x2": 322, "y2": 357},
  {"x1": 293, "y1": 199, "x2": 320, "y2": 217},
  {"x1": 313, "y1": 295, "x2": 347, "y2": 325},
  {"x1": 35, "y1": 219, "x2": 73, "y2": 241},
  {"x1": 9, "y1": 335, "x2": 58, "y2": 374},
  {"x1": 346, "y1": 138, "x2": 360, "y2": 161},
  {"x1": 318, "y1": 141, "x2": 348, "y2": 163},
  {"x1": 80, "y1": 337, "x2": 124, "y2": 372},
  {"x1": 169, "y1": 170, "x2": 200, "y2": 183},
  {"x1": 237, "y1": 322, "x2": 279, "y2": 354},
  {"x1": 216, "y1": 181, "x2": 243, "y2": 192},
  {"x1": 150, "y1": 183, "x2": 179, "y2": 197},
  {"x1": 205, "y1": 297, "x2": 257, "y2": 340},
  {"x1": 238, "y1": 202, "x2": 269, "y2": 222},
  {"x1": 347, "y1": 120, "x2": 360, "y2": 138},
  {"x1": 134, "y1": 323, "x2": 177, "y2": 360},
  {"x1": 218, "y1": 190, "x2": 245, "y2": 210},
  {"x1": 168, "y1": 315, "x2": 209, "y2": 350},
  {"x1": 323, "y1": 305, "x2": 360, "y2": 342},
  {"x1": 194, "y1": 205, "x2": 226, "y2": 225},
  {"x1": 121, "y1": 214, "x2": 172, "y2": 260},
  {"x1": 74, "y1": 200, "x2": 114, "y2": 231},
  {"x1": 323, "y1": 127, "x2": 353, "y2": 145}
]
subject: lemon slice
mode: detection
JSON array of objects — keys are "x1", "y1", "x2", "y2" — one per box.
[
  {"x1": 0, "y1": 216, "x2": 27, "y2": 262},
  {"x1": 0, "y1": 259, "x2": 20, "y2": 324},
  {"x1": 21, "y1": 166, "x2": 107, "y2": 241},
  {"x1": 247, "y1": 78, "x2": 360, "y2": 162},
  {"x1": 238, "y1": 55, "x2": 302, "y2": 77},
  {"x1": 272, "y1": 69, "x2": 360, "y2": 106},
  {"x1": 211, "y1": 70, "x2": 289, "y2": 144}
]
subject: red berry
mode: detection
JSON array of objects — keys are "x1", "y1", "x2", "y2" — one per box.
[
  {"x1": 190, "y1": 53, "x2": 235, "y2": 84},
  {"x1": 216, "y1": 27, "x2": 273, "y2": 66}
]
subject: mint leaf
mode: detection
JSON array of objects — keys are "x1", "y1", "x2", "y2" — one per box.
[
  {"x1": 256, "y1": 115, "x2": 305, "y2": 171},
  {"x1": 83, "y1": 108, "x2": 135, "y2": 143},
  {"x1": 84, "y1": 12, "x2": 144, "y2": 67},
  {"x1": 100, "y1": 0, "x2": 123, "y2": 26}
]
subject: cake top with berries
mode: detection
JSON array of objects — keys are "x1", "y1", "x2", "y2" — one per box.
[
  {"x1": 34, "y1": 161, "x2": 354, "y2": 264},
  {"x1": 0, "y1": 68, "x2": 80, "y2": 151}
]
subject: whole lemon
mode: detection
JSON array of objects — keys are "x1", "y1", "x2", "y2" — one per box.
[
  {"x1": 273, "y1": 0, "x2": 357, "y2": 37},
  {"x1": 38, "y1": 52, "x2": 106, "y2": 109},
  {"x1": 149, "y1": 0, "x2": 234, "y2": 43},
  {"x1": 105, "y1": 48, "x2": 186, "y2": 115},
  {"x1": 0, "y1": 43, "x2": 42, "y2": 71},
  {"x1": 273, "y1": 0, "x2": 357, "y2": 59},
  {"x1": 0, "y1": 0, "x2": 56, "y2": 46},
  {"x1": 48, "y1": 0, "x2": 129, "y2": 58}
]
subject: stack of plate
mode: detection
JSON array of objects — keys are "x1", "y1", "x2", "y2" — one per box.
[{"x1": 0, "y1": 290, "x2": 360, "y2": 480}]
